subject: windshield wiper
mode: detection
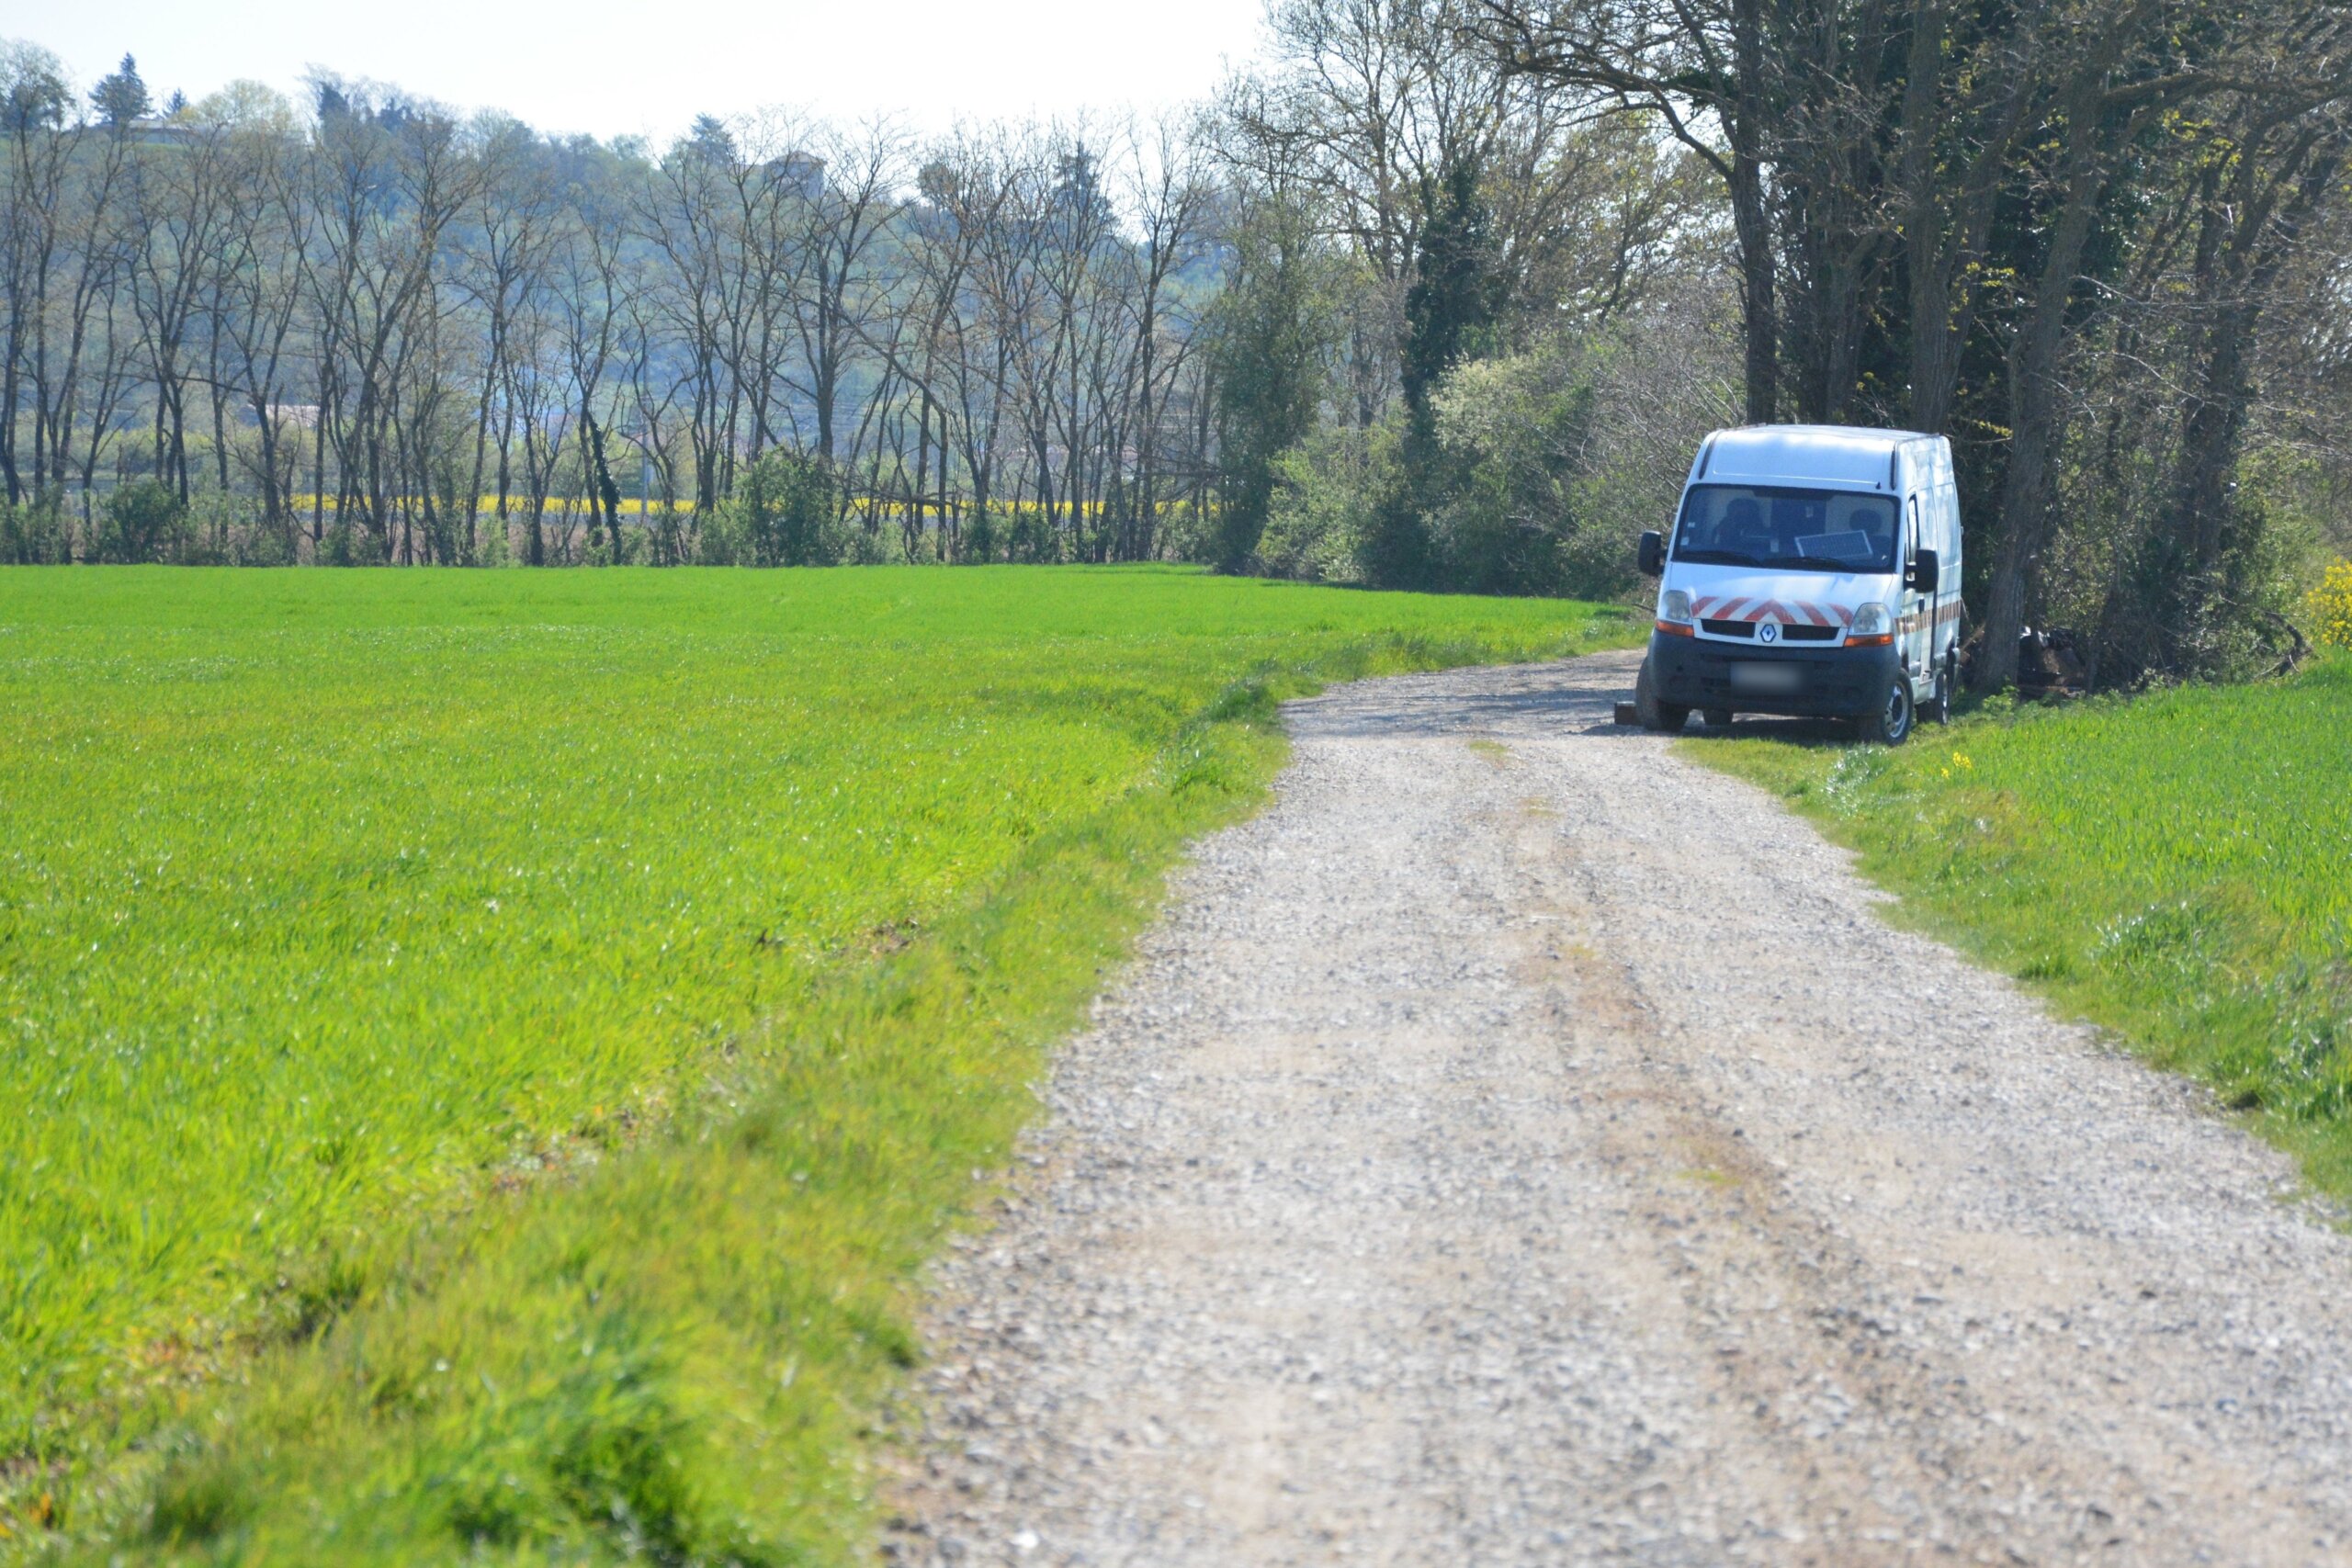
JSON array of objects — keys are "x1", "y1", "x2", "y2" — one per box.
[{"x1": 1672, "y1": 547, "x2": 1770, "y2": 567}]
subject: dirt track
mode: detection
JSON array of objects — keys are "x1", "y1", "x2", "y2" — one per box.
[{"x1": 888, "y1": 648, "x2": 2352, "y2": 1566}]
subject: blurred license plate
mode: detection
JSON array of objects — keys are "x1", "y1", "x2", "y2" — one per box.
[{"x1": 1729, "y1": 662, "x2": 1804, "y2": 694}]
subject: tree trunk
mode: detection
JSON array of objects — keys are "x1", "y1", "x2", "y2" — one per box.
[
  {"x1": 1974, "y1": 114, "x2": 2107, "y2": 692},
  {"x1": 1730, "y1": 0, "x2": 1778, "y2": 423}
]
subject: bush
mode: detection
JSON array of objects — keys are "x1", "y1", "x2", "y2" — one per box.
[
  {"x1": 1427, "y1": 347, "x2": 1611, "y2": 597},
  {"x1": 698, "y1": 450, "x2": 845, "y2": 567},
  {"x1": 1423, "y1": 326, "x2": 1732, "y2": 600},
  {"x1": 476, "y1": 513, "x2": 513, "y2": 567},
  {"x1": 230, "y1": 520, "x2": 299, "y2": 568},
  {"x1": 2309, "y1": 559, "x2": 2352, "y2": 649},
  {"x1": 960, "y1": 505, "x2": 1000, "y2": 563},
  {"x1": 101, "y1": 479, "x2": 187, "y2": 563},
  {"x1": 1252, "y1": 311, "x2": 1736, "y2": 598},
  {"x1": 1002, "y1": 506, "x2": 1064, "y2": 564},
  {"x1": 0, "y1": 490, "x2": 72, "y2": 564},
  {"x1": 1258, "y1": 423, "x2": 1394, "y2": 583}
]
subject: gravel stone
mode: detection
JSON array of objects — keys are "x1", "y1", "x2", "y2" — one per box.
[{"x1": 885, "y1": 649, "x2": 2352, "y2": 1566}]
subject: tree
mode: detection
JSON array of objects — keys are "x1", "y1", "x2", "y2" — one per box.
[
  {"x1": 1472, "y1": 0, "x2": 1783, "y2": 422},
  {"x1": 90, "y1": 53, "x2": 149, "y2": 129},
  {"x1": 0, "y1": 42, "x2": 75, "y2": 503},
  {"x1": 1210, "y1": 190, "x2": 1339, "y2": 570},
  {"x1": 1112, "y1": 117, "x2": 1216, "y2": 561},
  {"x1": 1399, "y1": 161, "x2": 1501, "y2": 415}
]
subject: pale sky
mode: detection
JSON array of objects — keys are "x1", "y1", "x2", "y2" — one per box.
[{"x1": 3, "y1": 0, "x2": 1269, "y2": 146}]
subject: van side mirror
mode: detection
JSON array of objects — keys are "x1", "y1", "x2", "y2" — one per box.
[
  {"x1": 1906, "y1": 547, "x2": 1939, "y2": 594},
  {"x1": 1638, "y1": 530, "x2": 1665, "y2": 577}
]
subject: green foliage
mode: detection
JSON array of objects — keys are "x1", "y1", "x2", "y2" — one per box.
[
  {"x1": 0, "y1": 567, "x2": 1641, "y2": 1561},
  {"x1": 697, "y1": 449, "x2": 846, "y2": 566},
  {"x1": 2078, "y1": 436, "x2": 2330, "y2": 684},
  {"x1": 0, "y1": 44, "x2": 73, "y2": 133},
  {"x1": 960, "y1": 504, "x2": 1001, "y2": 564},
  {"x1": 1346, "y1": 159, "x2": 1510, "y2": 592},
  {"x1": 1423, "y1": 346, "x2": 1620, "y2": 598},
  {"x1": 1258, "y1": 423, "x2": 1396, "y2": 583},
  {"x1": 1399, "y1": 162, "x2": 1502, "y2": 418},
  {"x1": 1260, "y1": 326, "x2": 1720, "y2": 599},
  {"x1": 0, "y1": 491, "x2": 72, "y2": 565},
  {"x1": 1210, "y1": 196, "x2": 1341, "y2": 572},
  {"x1": 1694, "y1": 656, "x2": 2352, "y2": 1190},
  {"x1": 88, "y1": 52, "x2": 149, "y2": 128},
  {"x1": 998, "y1": 506, "x2": 1065, "y2": 565},
  {"x1": 1357, "y1": 424, "x2": 1438, "y2": 591},
  {"x1": 99, "y1": 482, "x2": 187, "y2": 565}
]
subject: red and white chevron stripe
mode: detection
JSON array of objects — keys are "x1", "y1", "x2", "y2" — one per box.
[{"x1": 1688, "y1": 595, "x2": 1855, "y2": 627}]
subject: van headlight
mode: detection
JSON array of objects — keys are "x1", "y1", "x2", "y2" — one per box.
[
  {"x1": 1847, "y1": 601, "x2": 1893, "y2": 645},
  {"x1": 1659, "y1": 589, "x2": 1692, "y2": 624}
]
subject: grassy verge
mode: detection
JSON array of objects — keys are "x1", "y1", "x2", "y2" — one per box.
[
  {"x1": 1688, "y1": 655, "x2": 2352, "y2": 1195},
  {"x1": 0, "y1": 566, "x2": 1639, "y2": 1562}
]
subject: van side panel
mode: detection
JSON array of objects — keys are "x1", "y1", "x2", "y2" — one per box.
[{"x1": 1928, "y1": 437, "x2": 1962, "y2": 682}]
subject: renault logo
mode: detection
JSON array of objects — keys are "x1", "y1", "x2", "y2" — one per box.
[{"x1": 1758, "y1": 622, "x2": 1780, "y2": 644}]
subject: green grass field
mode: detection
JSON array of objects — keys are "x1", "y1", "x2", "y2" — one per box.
[
  {"x1": 1694, "y1": 656, "x2": 2352, "y2": 1191},
  {"x1": 0, "y1": 566, "x2": 1634, "y2": 1562}
]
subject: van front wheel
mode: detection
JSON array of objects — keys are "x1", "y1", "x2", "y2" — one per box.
[
  {"x1": 1634, "y1": 660, "x2": 1689, "y2": 733},
  {"x1": 1854, "y1": 679, "x2": 1915, "y2": 746}
]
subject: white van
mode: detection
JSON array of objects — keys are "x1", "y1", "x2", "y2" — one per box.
[{"x1": 1633, "y1": 424, "x2": 1962, "y2": 744}]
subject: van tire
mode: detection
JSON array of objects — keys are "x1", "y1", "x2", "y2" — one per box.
[
  {"x1": 1855, "y1": 678, "x2": 1915, "y2": 746},
  {"x1": 1926, "y1": 657, "x2": 1953, "y2": 725},
  {"x1": 1634, "y1": 660, "x2": 1689, "y2": 732}
]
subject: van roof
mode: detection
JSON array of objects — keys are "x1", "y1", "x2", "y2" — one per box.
[{"x1": 1697, "y1": 424, "x2": 1939, "y2": 490}]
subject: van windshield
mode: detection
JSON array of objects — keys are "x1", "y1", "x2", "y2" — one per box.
[{"x1": 1672, "y1": 484, "x2": 1899, "y2": 572}]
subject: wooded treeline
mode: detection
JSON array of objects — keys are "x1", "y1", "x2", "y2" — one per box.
[
  {"x1": 6, "y1": 5, "x2": 2352, "y2": 689},
  {"x1": 0, "y1": 51, "x2": 1224, "y2": 568}
]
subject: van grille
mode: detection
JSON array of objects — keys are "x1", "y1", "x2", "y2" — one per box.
[{"x1": 1701, "y1": 618, "x2": 1840, "y2": 642}]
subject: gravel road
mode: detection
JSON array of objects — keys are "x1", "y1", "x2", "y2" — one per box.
[{"x1": 886, "y1": 648, "x2": 2352, "y2": 1567}]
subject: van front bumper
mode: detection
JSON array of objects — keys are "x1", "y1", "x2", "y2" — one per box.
[{"x1": 1646, "y1": 630, "x2": 1902, "y2": 719}]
